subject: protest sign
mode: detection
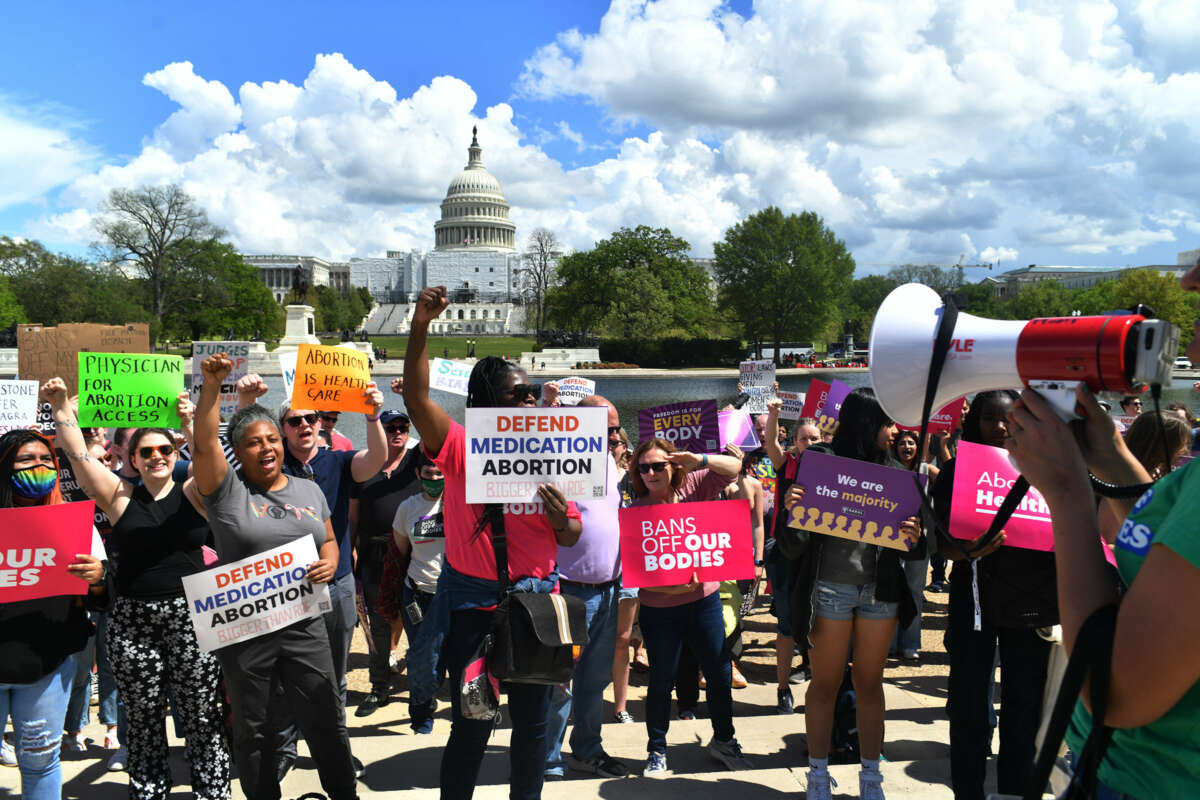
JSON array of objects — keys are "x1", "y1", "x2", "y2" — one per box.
[
  {"x1": 719, "y1": 408, "x2": 760, "y2": 450},
  {"x1": 555, "y1": 376, "x2": 596, "y2": 406},
  {"x1": 291, "y1": 344, "x2": 373, "y2": 414},
  {"x1": 950, "y1": 441, "x2": 1054, "y2": 551},
  {"x1": 0, "y1": 380, "x2": 38, "y2": 435},
  {"x1": 619, "y1": 500, "x2": 756, "y2": 588},
  {"x1": 778, "y1": 390, "x2": 805, "y2": 421},
  {"x1": 430, "y1": 358, "x2": 471, "y2": 396},
  {"x1": 279, "y1": 351, "x2": 297, "y2": 398},
  {"x1": 637, "y1": 400, "x2": 720, "y2": 454},
  {"x1": 739, "y1": 360, "x2": 775, "y2": 414},
  {"x1": 181, "y1": 537, "x2": 332, "y2": 652},
  {"x1": 898, "y1": 398, "x2": 965, "y2": 435},
  {"x1": 191, "y1": 342, "x2": 250, "y2": 417},
  {"x1": 464, "y1": 406, "x2": 609, "y2": 503},
  {"x1": 18, "y1": 323, "x2": 149, "y2": 390},
  {"x1": 788, "y1": 450, "x2": 925, "y2": 551},
  {"x1": 800, "y1": 378, "x2": 853, "y2": 437},
  {"x1": 34, "y1": 401, "x2": 55, "y2": 440},
  {"x1": 0, "y1": 501, "x2": 94, "y2": 602},
  {"x1": 77, "y1": 353, "x2": 186, "y2": 427}
]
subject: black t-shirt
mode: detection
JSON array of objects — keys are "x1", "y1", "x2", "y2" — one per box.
[
  {"x1": 354, "y1": 447, "x2": 421, "y2": 584},
  {"x1": 110, "y1": 481, "x2": 210, "y2": 599}
]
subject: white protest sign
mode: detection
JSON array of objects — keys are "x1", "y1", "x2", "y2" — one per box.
[
  {"x1": 739, "y1": 359, "x2": 775, "y2": 414},
  {"x1": 464, "y1": 406, "x2": 609, "y2": 504},
  {"x1": 181, "y1": 537, "x2": 331, "y2": 652},
  {"x1": 778, "y1": 390, "x2": 805, "y2": 421},
  {"x1": 0, "y1": 380, "x2": 39, "y2": 435},
  {"x1": 430, "y1": 358, "x2": 471, "y2": 396},
  {"x1": 279, "y1": 352, "x2": 297, "y2": 399},
  {"x1": 555, "y1": 376, "x2": 596, "y2": 406},
  {"x1": 191, "y1": 342, "x2": 250, "y2": 417}
]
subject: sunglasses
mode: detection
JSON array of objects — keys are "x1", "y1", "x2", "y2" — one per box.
[
  {"x1": 284, "y1": 413, "x2": 320, "y2": 428},
  {"x1": 319, "y1": 414, "x2": 339, "y2": 423},
  {"x1": 509, "y1": 383, "x2": 541, "y2": 402},
  {"x1": 608, "y1": 425, "x2": 622, "y2": 435},
  {"x1": 386, "y1": 422, "x2": 410, "y2": 434},
  {"x1": 637, "y1": 461, "x2": 670, "y2": 475},
  {"x1": 138, "y1": 444, "x2": 174, "y2": 459},
  {"x1": 300, "y1": 463, "x2": 315, "y2": 480}
]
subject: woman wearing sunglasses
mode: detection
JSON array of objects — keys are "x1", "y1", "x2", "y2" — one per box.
[
  {"x1": 43, "y1": 377, "x2": 231, "y2": 800},
  {"x1": 403, "y1": 285, "x2": 581, "y2": 800}
]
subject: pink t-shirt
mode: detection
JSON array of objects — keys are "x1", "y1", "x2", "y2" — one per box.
[
  {"x1": 328, "y1": 429, "x2": 354, "y2": 452},
  {"x1": 429, "y1": 420, "x2": 580, "y2": 582}
]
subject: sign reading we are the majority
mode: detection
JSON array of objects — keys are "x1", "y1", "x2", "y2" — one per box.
[
  {"x1": 77, "y1": 353, "x2": 186, "y2": 427},
  {"x1": 619, "y1": 500, "x2": 756, "y2": 588},
  {"x1": 0, "y1": 502, "x2": 95, "y2": 602},
  {"x1": 0, "y1": 380, "x2": 38, "y2": 435},
  {"x1": 637, "y1": 400, "x2": 720, "y2": 454},
  {"x1": 291, "y1": 344, "x2": 373, "y2": 414},
  {"x1": 464, "y1": 406, "x2": 609, "y2": 503},
  {"x1": 18, "y1": 323, "x2": 150, "y2": 390},
  {"x1": 191, "y1": 342, "x2": 250, "y2": 417}
]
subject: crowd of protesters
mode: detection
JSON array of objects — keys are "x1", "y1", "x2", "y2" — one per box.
[{"x1": 3, "y1": 272, "x2": 1200, "y2": 800}]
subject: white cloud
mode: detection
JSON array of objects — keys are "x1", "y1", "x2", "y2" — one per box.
[
  {"x1": 980, "y1": 245, "x2": 1020, "y2": 265},
  {"x1": 142, "y1": 62, "x2": 241, "y2": 159},
  {"x1": 555, "y1": 121, "x2": 585, "y2": 151},
  {"x1": 0, "y1": 102, "x2": 97, "y2": 211}
]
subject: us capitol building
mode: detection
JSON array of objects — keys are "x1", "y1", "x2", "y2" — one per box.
[{"x1": 243, "y1": 127, "x2": 535, "y2": 335}]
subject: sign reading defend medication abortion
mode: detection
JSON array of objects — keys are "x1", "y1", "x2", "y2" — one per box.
[
  {"x1": 0, "y1": 502, "x2": 94, "y2": 602},
  {"x1": 182, "y1": 537, "x2": 331, "y2": 652},
  {"x1": 77, "y1": 353, "x2": 186, "y2": 427},
  {"x1": 618, "y1": 500, "x2": 755, "y2": 588},
  {"x1": 637, "y1": 400, "x2": 720, "y2": 454},
  {"x1": 555, "y1": 376, "x2": 596, "y2": 406},
  {"x1": 430, "y1": 358, "x2": 471, "y2": 396},
  {"x1": 950, "y1": 441, "x2": 1054, "y2": 551},
  {"x1": 191, "y1": 342, "x2": 250, "y2": 417},
  {"x1": 291, "y1": 344, "x2": 373, "y2": 414},
  {"x1": 800, "y1": 379, "x2": 853, "y2": 437},
  {"x1": 788, "y1": 450, "x2": 926, "y2": 551},
  {"x1": 0, "y1": 380, "x2": 39, "y2": 435},
  {"x1": 777, "y1": 391, "x2": 805, "y2": 421},
  {"x1": 464, "y1": 407, "x2": 609, "y2": 503}
]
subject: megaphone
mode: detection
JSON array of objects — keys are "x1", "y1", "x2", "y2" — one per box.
[{"x1": 869, "y1": 283, "x2": 1179, "y2": 426}]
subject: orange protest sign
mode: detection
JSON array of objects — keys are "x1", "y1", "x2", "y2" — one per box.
[{"x1": 289, "y1": 344, "x2": 373, "y2": 413}]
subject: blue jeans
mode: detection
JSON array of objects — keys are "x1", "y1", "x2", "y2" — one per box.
[
  {"x1": 401, "y1": 582, "x2": 438, "y2": 732},
  {"x1": 64, "y1": 611, "x2": 122, "y2": 731},
  {"x1": 639, "y1": 591, "x2": 734, "y2": 755},
  {"x1": 893, "y1": 553, "x2": 929, "y2": 652},
  {"x1": 545, "y1": 581, "x2": 620, "y2": 775},
  {"x1": 0, "y1": 655, "x2": 76, "y2": 800}
]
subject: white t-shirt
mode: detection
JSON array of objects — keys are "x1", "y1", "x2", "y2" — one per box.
[{"x1": 391, "y1": 493, "x2": 445, "y2": 594}]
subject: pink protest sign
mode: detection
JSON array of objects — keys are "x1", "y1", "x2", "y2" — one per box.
[
  {"x1": 898, "y1": 398, "x2": 965, "y2": 435},
  {"x1": 800, "y1": 379, "x2": 852, "y2": 437},
  {"x1": 0, "y1": 501, "x2": 94, "y2": 602},
  {"x1": 718, "y1": 409, "x2": 760, "y2": 450},
  {"x1": 950, "y1": 441, "x2": 1053, "y2": 550},
  {"x1": 619, "y1": 500, "x2": 756, "y2": 588}
]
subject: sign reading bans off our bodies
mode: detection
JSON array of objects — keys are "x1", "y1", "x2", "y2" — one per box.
[
  {"x1": 618, "y1": 500, "x2": 755, "y2": 589},
  {"x1": 77, "y1": 353, "x2": 186, "y2": 427},
  {"x1": 0, "y1": 501, "x2": 95, "y2": 602},
  {"x1": 464, "y1": 406, "x2": 609, "y2": 503},
  {"x1": 292, "y1": 344, "x2": 373, "y2": 414},
  {"x1": 182, "y1": 537, "x2": 332, "y2": 652}
]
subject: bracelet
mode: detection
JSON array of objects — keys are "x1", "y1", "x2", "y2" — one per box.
[
  {"x1": 366, "y1": 413, "x2": 382, "y2": 422},
  {"x1": 700, "y1": 454, "x2": 709, "y2": 468}
]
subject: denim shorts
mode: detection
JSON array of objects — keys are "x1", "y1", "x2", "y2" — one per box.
[
  {"x1": 618, "y1": 584, "x2": 640, "y2": 602},
  {"x1": 766, "y1": 557, "x2": 791, "y2": 637},
  {"x1": 814, "y1": 579, "x2": 898, "y2": 621}
]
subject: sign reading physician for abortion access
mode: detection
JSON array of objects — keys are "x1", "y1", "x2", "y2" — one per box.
[
  {"x1": 618, "y1": 500, "x2": 756, "y2": 588},
  {"x1": 464, "y1": 406, "x2": 609, "y2": 503},
  {"x1": 181, "y1": 537, "x2": 332, "y2": 652}
]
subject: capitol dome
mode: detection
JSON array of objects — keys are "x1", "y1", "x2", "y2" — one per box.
[{"x1": 434, "y1": 127, "x2": 516, "y2": 251}]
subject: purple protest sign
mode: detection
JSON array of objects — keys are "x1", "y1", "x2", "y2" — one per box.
[
  {"x1": 637, "y1": 400, "x2": 720, "y2": 454},
  {"x1": 787, "y1": 450, "x2": 926, "y2": 551},
  {"x1": 718, "y1": 409, "x2": 760, "y2": 450},
  {"x1": 800, "y1": 378, "x2": 853, "y2": 437}
]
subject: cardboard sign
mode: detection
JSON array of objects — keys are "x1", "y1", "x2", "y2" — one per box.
[
  {"x1": 719, "y1": 409, "x2": 761, "y2": 450},
  {"x1": 950, "y1": 441, "x2": 1054, "y2": 550},
  {"x1": 279, "y1": 351, "x2": 297, "y2": 398},
  {"x1": 637, "y1": 400, "x2": 720, "y2": 454},
  {"x1": 739, "y1": 360, "x2": 775, "y2": 414},
  {"x1": 18, "y1": 323, "x2": 149, "y2": 390},
  {"x1": 778, "y1": 390, "x2": 805, "y2": 421},
  {"x1": 555, "y1": 377, "x2": 596, "y2": 406},
  {"x1": 618, "y1": 500, "x2": 756, "y2": 588},
  {"x1": 800, "y1": 379, "x2": 852, "y2": 437},
  {"x1": 181, "y1": 537, "x2": 332, "y2": 653},
  {"x1": 788, "y1": 450, "x2": 925, "y2": 551},
  {"x1": 77, "y1": 353, "x2": 186, "y2": 427},
  {"x1": 191, "y1": 342, "x2": 250, "y2": 417},
  {"x1": 0, "y1": 501, "x2": 94, "y2": 602},
  {"x1": 291, "y1": 344, "x2": 372, "y2": 414},
  {"x1": 0, "y1": 380, "x2": 38, "y2": 435},
  {"x1": 430, "y1": 358, "x2": 471, "y2": 396},
  {"x1": 898, "y1": 398, "x2": 965, "y2": 435},
  {"x1": 464, "y1": 406, "x2": 609, "y2": 503}
]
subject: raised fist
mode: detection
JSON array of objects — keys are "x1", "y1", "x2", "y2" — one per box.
[
  {"x1": 412, "y1": 286, "x2": 450, "y2": 325},
  {"x1": 202, "y1": 353, "x2": 233, "y2": 385}
]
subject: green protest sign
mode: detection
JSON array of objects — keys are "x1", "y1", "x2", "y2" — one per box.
[{"x1": 77, "y1": 353, "x2": 186, "y2": 427}]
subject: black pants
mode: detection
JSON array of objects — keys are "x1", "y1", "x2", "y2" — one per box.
[
  {"x1": 217, "y1": 618, "x2": 356, "y2": 800},
  {"x1": 360, "y1": 579, "x2": 395, "y2": 692},
  {"x1": 947, "y1": 566, "x2": 1050, "y2": 800}
]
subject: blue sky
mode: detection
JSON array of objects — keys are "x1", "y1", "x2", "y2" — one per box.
[{"x1": 3, "y1": 0, "x2": 1200, "y2": 275}]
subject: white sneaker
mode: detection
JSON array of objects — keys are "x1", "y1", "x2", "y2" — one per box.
[
  {"x1": 1, "y1": 737, "x2": 15, "y2": 767},
  {"x1": 107, "y1": 747, "x2": 127, "y2": 772},
  {"x1": 642, "y1": 751, "x2": 667, "y2": 778},
  {"x1": 860, "y1": 767, "x2": 886, "y2": 800},
  {"x1": 63, "y1": 732, "x2": 87, "y2": 753},
  {"x1": 805, "y1": 768, "x2": 836, "y2": 800}
]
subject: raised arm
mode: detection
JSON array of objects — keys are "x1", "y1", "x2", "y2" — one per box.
[
  {"x1": 193, "y1": 354, "x2": 232, "y2": 496},
  {"x1": 350, "y1": 382, "x2": 387, "y2": 482},
  {"x1": 669, "y1": 450, "x2": 741, "y2": 478},
  {"x1": 235, "y1": 373, "x2": 270, "y2": 410},
  {"x1": 42, "y1": 379, "x2": 124, "y2": 515},
  {"x1": 403, "y1": 286, "x2": 453, "y2": 456},
  {"x1": 764, "y1": 398, "x2": 785, "y2": 469}
]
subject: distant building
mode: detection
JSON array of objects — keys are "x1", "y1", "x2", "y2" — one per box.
[{"x1": 982, "y1": 263, "x2": 1182, "y2": 298}]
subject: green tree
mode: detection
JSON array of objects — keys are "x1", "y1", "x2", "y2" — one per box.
[
  {"x1": 956, "y1": 282, "x2": 1005, "y2": 319},
  {"x1": 842, "y1": 274, "x2": 898, "y2": 344},
  {"x1": 713, "y1": 207, "x2": 855, "y2": 364},
  {"x1": 313, "y1": 285, "x2": 345, "y2": 333},
  {"x1": 1072, "y1": 279, "x2": 1122, "y2": 316},
  {"x1": 1113, "y1": 269, "x2": 1198, "y2": 352},
  {"x1": 1003, "y1": 280, "x2": 1074, "y2": 319},
  {"x1": 0, "y1": 275, "x2": 24, "y2": 327},
  {"x1": 163, "y1": 241, "x2": 282, "y2": 340},
  {"x1": 886, "y1": 264, "x2": 960, "y2": 295}
]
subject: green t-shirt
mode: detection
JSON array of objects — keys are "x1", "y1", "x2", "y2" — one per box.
[{"x1": 1065, "y1": 458, "x2": 1200, "y2": 799}]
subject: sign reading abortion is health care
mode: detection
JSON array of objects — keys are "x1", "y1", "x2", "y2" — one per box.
[
  {"x1": 77, "y1": 353, "x2": 186, "y2": 427},
  {"x1": 291, "y1": 344, "x2": 373, "y2": 414},
  {"x1": 430, "y1": 358, "x2": 472, "y2": 396},
  {"x1": 788, "y1": 450, "x2": 926, "y2": 551},
  {"x1": 800, "y1": 379, "x2": 853, "y2": 436},
  {"x1": 182, "y1": 537, "x2": 332, "y2": 652},
  {"x1": 950, "y1": 441, "x2": 1054, "y2": 551},
  {"x1": 191, "y1": 342, "x2": 250, "y2": 417},
  {"x1": 637, "y1": 400, "x2": 720, "y2": 454},
  {"x1": 618, "y1": 500, "x2": 756, "y2": 588},
  {"x1": 0, "y1": 501, "x2": 95, "y2": 602},
  {"x1": 464, "y1": 406, "x2": 609, "y2": 503},
  {"x1": 0, "y1": 380, "x2": 38, "y2": 435}
]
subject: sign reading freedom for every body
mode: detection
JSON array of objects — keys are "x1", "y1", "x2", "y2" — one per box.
[
  {"x1": 77, "y1": 353, "x2": 185, "y2": 427},
  {"x1": 637, "y1": 400, "x2": 720, "y2": 454},
  {"x1": 181, "y1": 537, "x2": 332, "y2": 652},
  {"x1": 0, "y1": 501, "x2": 95, "y2": 602},
  {"x1": 464, "y1": 407, "x2": 609, "y2": 503},
  {"x1": 618, "y1": 500, "x2": 756, "y2": 588},
  {"x1": 291, "y1": 344, "x2": 373, "y2": 414}
]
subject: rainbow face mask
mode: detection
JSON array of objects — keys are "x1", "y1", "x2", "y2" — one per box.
[{"x1": 11, "y1": 465, "x2": 58, "y2": 500}]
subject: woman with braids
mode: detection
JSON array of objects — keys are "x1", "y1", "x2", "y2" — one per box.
[
  {"x1": 403, "y1": 285, "x2": 581, "y2": 800},
  {"x1": 0, "y1": 427, "x2": 107, "y2": 800},
  {"x1": 43, "y1": 377, "x2": 232, "y2": 800}
]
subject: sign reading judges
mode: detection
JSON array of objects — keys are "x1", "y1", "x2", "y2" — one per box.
[
  {"x1": 619, "y1": 500, "x2": 755, "y2": 588},
  {"x1": 0, "y1": 501, "x2": 95, "y2": 602},
  {"x1": 182, "y1": 537, "x2": 332, "y2": 652},
  {"x1": 191, "y1": 341, "x2": 250, "y2": 417},
  {"x1": 77, "y1": 353, "x2": 186, "y2": 427},
  {"x1": 291, "y1": 344, "x2": 373, "y2": 414},
  {"x1": 637, "y1": 400, "x2": 720, "y2": 454},
  {"x1": 464, "y1": 406, "x2": 609, "y2": 503}
]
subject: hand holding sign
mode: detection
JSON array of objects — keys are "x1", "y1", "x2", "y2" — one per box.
[
  {"x1": 291, "y1": 344, "x2": 375, "y2": 414},
  {"x1": 67, "y1": 552, "x2": 105, "y2": 586},
  {"x1": 306, "y1": 555, "x2": 336, "y2": 584}
]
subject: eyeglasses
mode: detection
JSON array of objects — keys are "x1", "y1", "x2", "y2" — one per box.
[
  {"x1": 508, "y1": 383, "x2": 541, "y2": 402},
  {"x1": 300, "y1": 463, "x2": 315, "y2": 480},
  {"x1": 637, "y1": 461, "x2": 670, "y2": 475},
  {"x1": 386, "y1": 423, "x2": 410, "y2": 434},
  {"x1": 284, "y1": 413, "x2": 319, "y2": 428},
  {"x1": 138, "y1": 444, "x2": 174, "y2": 459},
  {"x1": 608, "y1": 425, "x2": 622, "y2": 435}
]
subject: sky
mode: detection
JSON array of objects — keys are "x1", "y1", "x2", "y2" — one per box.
[{"x1": 4, "y1": 0, "x2": 1200, "y2": 277}]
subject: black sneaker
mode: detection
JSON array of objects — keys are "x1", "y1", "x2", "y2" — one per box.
[
  {"x1": 355, "y1": 691, "x2": 389, "y2": 718},
  {"x1": 777, "y1": 686, "x2": 795, "y2": 714},
  {"x1": 789, "y1": 665, "x2": 812, "y2": 684},
  {"x1": 353, "y1": 755, "x2": 366, "y2": 779}
]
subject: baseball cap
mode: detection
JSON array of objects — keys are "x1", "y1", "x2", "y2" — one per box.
[{"x1": 380, "y1": 410, "x2": 410, "y2": 425}]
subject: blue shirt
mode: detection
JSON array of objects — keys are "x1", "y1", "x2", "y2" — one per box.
[{"x1": 283, "y1": 447, "x2": 358, "y2": 579}]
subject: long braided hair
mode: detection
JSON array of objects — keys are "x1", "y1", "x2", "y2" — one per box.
[{"x1": 466, "y1": 356, "x2": 525, "y2": 542}]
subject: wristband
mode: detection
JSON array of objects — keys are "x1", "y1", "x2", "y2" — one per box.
[
  {"x1": 366, "y1": 413, "x2": 382, "y2": 422},
  {"x1": 700, "y1": 454, "x2": 709, "y2": 468}
]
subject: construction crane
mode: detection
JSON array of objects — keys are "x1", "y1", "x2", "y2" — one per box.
[{"x1": 856, "y1": 254, "x2": 994, "y2": 288}]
